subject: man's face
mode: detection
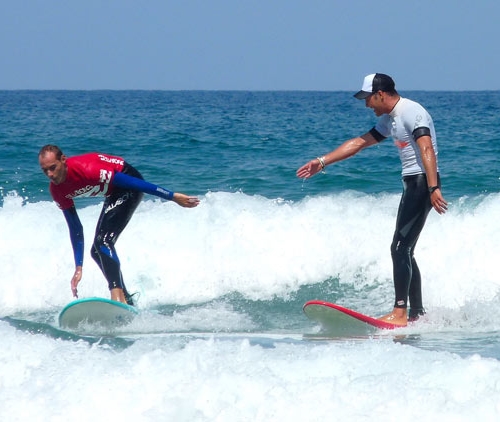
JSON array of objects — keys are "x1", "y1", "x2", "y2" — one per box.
[
  {"x1": 39, "y1": 151, "x2": 67, "y2": 185},
  {"x1": 365, "y1": 91, "x2": 388, "y2": 117}
]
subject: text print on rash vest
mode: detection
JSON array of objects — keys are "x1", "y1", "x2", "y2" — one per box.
[
  {"x1": 98, "y1": 154, "x2": 124, "y2": 166},
  {"x1": 99, "y1": 169, "x2": 112, "y2": 184},
  {"x1": 64, "y1": 169, "x2": 113, "y2": 200}
]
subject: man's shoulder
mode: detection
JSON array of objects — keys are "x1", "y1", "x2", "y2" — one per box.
[
  {"x1": 70, "y1": 152, "x2": 125, "y2": 166},
  {"x1": 67, "y1": 152, "x2": 99, "y2": 163},
  {"x1": 397, "y1": 97, "x2": 432, "y2": 122},
  {"x1": 400, "y1": 97, "x2": 427, "y2": 112}
]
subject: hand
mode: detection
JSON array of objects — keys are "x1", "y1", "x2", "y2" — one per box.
[
  {"x1": 296, "y1": 159, "x2": 323, "y2": 179},
  {"x1": 173, "y1": 193, "x2": 200, "y2": 208},
  {"x1": 71, "y1": 266, "x2": 82, "y2": 298},
  {"x1": 430, "y1": 189, "x2": 448, "y2": 214}
]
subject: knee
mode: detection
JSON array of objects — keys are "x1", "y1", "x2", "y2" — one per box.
[
  {"x1": 91, "y1": 236, "x2": 108, "y2": 261},
  {"x1": 391, "y1": 240, "x2": 411, "y2": 259},
  {"x1": 93, "y1": 237, "x2": 119, "y2": 263},
  {"x1": 90, "y1": 244, "x2": 99, "y2": 263},
  {"x1": 390, "y1": 240, "x2": 399, "y2": 257}
]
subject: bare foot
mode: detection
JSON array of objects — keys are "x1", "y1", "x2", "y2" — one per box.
[
  {"x1": 378, "y1": 308, "x2": 407, "y2": 326},
  {"x1": 110, "y1": 288, "x2": 127, "y2": 304}
]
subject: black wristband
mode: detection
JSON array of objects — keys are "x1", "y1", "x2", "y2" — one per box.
[{"x1": 428, "y1": 186, "x2": 439, "y2": 194}]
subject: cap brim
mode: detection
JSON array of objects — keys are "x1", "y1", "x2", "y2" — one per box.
[{"x1": 354, "y1": 90, "x2": 372, "y2": 99}]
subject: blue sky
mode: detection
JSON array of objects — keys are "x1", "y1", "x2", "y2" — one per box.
[{"x1": 1, "y1": 0, "x2": 500, "y2": 90}]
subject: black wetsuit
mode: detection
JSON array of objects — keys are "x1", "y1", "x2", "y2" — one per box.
[
  {"x1": 90, "y1": 163, "x2": 144, "y2": 296},
  {"x1": 371, "y1": 97, "x2": 441, "y2": 317},
  {"x1": 391, "y1": 173, "x2": 440, "y2": 317}
]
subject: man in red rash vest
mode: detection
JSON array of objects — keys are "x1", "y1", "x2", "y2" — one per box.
[{"x1": 39, "y1": 144, "x2": 200, "y2": 305}]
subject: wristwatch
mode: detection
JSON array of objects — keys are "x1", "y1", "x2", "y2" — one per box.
[{"x1": 428, "y1": 186, "x2": 439, "y2": 194}]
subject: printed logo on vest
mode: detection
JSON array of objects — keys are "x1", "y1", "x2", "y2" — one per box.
[{"x1": 394, "y1": 139, "x2": 409, "y2": 149}]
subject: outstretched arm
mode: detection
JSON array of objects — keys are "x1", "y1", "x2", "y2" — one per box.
[
  {"x1": 296, "y1": 132, "x2": 378, "y2": 179},
  {"x1": 62, "y1": 207, "x2": 84, "y2": 297},
  {"x1": 113, "y1": 172, "x2": 200, "y2": 208}
]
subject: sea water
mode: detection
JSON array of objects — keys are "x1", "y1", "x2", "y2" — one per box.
[{"x1": 1, "y1": 91, "x2": 500, "y2": 420}]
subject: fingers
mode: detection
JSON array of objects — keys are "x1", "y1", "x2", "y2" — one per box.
[
  {"x1": 296, "y1": 164, "x2": 311, "y2": 178},
  {"x1": 71, "y1": 267, "x2": 82, "y2": 298},
  {"x1": 71, "y1": 278, "x2": 79, "y2": 296},
  {"x1": 185, "y1": 196, "x2": 200, "y2": 208},
  {"x1": 71, "y1": 279, "x2": 78, "y2": 298},
  {"x1": 434, "y1": 201, "x2": 448, "y2": 214},
  {"x1": 432, "y1": 194, "x2": 448, "y2": 214},
  {"x1": 296, "y1": 161, "x2": 318, "y2": 179},
  {"x1": 174, "y1": 193, "x2": 200, "y2": 208}
]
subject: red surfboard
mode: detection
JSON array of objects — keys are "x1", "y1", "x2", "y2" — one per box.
[{"x1": 303, "y1": 300, "x2": 401, "y2": 336}]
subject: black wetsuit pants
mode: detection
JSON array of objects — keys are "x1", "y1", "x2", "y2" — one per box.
[
  {"x1": 90, "y1": 163, "x2": 144, "y2": 294},
  {"x1": 391, "y1": 173, "x2": 438, "y2": 312}
]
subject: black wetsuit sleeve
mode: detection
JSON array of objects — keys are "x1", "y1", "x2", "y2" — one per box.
[
  {"x1": 369, "y1": 127, "x2": 387, "y2": 142},
  {"x1": 113, "y1": 171, "x2": 175, "y2": 200},
  {"x1": 62, "y1": 206, "x2": 84, "y2": 267}
]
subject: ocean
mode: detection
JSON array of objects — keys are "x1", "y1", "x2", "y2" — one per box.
[{"x1": 1, "y1": 90, "x2": 500, "y2": 420}]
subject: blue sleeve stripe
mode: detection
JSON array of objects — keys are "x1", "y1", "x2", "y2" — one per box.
[
  {"x1": 113, "y1": 172, "x2": 174, "y2": 200},
  {"x1": 62, "y1": 207, "x2": 84, "y2": 267}
]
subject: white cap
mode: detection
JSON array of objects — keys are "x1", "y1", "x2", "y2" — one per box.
[{"x1": 354, "y1": 73, "x2": 396, "y2": 99}]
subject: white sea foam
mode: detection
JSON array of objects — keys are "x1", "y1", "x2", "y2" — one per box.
[
  {"x1": 1, "y1": 190, "x2": 499, "y2": 313},
  {"x1": 1, "y1": 321, "x2": 500, "y2": 421}
]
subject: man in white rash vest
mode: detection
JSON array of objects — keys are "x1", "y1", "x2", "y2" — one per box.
[{"x1": 296, "y1": 73, "x2": 448, "y2": 326}]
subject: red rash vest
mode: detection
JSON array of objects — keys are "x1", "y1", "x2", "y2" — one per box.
[{"x1": 49, "y1": 153, "x2": 125, "y2": 210}]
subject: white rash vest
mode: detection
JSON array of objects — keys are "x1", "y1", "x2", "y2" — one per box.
[{"x1": 374, "y1": 97, "x2": 439, "y2": 176}]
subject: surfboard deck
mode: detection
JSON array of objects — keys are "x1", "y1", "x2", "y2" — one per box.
[
  {"x1": 59, "y1": 297, "x2": 138, "y2": 330},
  {"x1": 303, "y1": 300, "x2": 400, "y2": 336}
]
